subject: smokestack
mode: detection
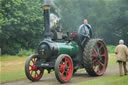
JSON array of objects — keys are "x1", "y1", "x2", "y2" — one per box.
[{"x1": 43, "y1": 0, "x2": 52, "y2": 39}]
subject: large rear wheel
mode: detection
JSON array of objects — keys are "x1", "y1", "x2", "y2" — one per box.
[
  {"x1": 83, "y1": 39, "x2": 108, "y2": 76},
  {"x1": 25, "y1": 54, "x2": 44, "y2": 81},
  {"x1": 55, "y1": 54, "x2": 73, "y2": 83}
]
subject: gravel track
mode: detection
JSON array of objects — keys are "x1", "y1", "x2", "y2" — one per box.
[{"x1": 1, "y1": 65, "x2": 128, "y2": 85}]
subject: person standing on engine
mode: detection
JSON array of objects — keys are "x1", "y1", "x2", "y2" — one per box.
[
  {"x1": 80, "y1": 19, "x2": 90, "y2": 38},
  {"x1": 115, "y1": 40, "x2": 128, "y2": 76},
  {"x1": 79, "y1": 19, "x2": 92, "y2": 46}
]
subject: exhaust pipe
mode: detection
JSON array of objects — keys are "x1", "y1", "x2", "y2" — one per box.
[{"x1": 43, "y1": 0, "x2": 52, "y2": 39}]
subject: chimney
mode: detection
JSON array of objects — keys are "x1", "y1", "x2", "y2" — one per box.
[{"x1": 43, "y1": 0, "x2": 52, "y2": 39}]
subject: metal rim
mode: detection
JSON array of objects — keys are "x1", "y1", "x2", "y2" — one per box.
[
  {"x1": 59, "y1": 56, "x2": 73, "y2": 82},
  {"x1": 28, "y1": 56, "x2": 44, "y2": 80},
  {"x1": 91, "y1": 40, "x2": 108, "y2": 75}
]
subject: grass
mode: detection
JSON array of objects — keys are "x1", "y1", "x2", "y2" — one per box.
[
  {"x1": 74, "y1": 75, "x2": 128, "y2": 85},
  {"x1": 0, "y1": 56, "x2": 52, "y2": 83},
  {"x1": 107, "y1": 45, "x2": 117, "y2": 66},
  {"x1": 107, "y1": 45, "x2": 116, "y2": 54},
  {"x1": 0, "y1": 56, "x2": 27, "y2": 83},
  {"x1": 108, "y1": 53, "x2": 117, "y2": 66},
  {"x1": 0, "y1": 70, "x2": 25, "y2": 83}
]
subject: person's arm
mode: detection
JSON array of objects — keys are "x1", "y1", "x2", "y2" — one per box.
[{"x1": 125, "y1": 46, "x2": 128, "y2": 56}]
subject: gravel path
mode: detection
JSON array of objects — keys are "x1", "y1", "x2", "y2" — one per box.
[{"x1": 1, "y1": 65, "x2": 127, "y2": 85}]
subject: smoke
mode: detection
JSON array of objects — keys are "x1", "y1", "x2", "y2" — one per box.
[
  {"x1": 50, "y1": 0, "x2": 62, "y2": 28},
  {"x1": 52, "y1": 4, "x2": 62, "y2": 18},
  {"x1": 50, "y1": 0, "x2": 62, "y2": 18},
  {"x1": 50, "y1": 13, "x2": 60, "y2": 28}
]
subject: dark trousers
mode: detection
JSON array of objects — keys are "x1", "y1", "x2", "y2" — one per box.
[{"x1": 117, "y1": 61, "x2": 127, "y2": 76}]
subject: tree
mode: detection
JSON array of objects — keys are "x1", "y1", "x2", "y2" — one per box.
[
  {"x1": 56, "y1": 0, "x2": 128, "y2": 45},
  {"x1": 0, "y1": 0, "x2": 128, "y2": 54},
  {"x1": 0, "y1": 0, "x2": 44, "y2": 54}
]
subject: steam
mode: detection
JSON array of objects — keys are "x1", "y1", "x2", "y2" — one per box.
[
  {"x1": 50, "y1": 13, "x2": 60, "y2": 28},
  {"x1": 50, "y1": 0, "x2": 62, "y2": 18},
  {"x1": 52, "y1": 4, "x2": 61, "y2": 18},
  {"x1": 50, "y1": 0, "x2": 62, "y2": 28}
]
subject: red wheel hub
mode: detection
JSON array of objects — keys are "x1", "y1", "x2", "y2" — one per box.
[
  {"x1": 59, "y1": 56, "x2": 73, "y2": 81},
  {"x1": 92, "y1": 40, "x2": 108, "y2": 75},
  {"x1": 31, "y1": 65, "x2": 37, "y2": 71}
]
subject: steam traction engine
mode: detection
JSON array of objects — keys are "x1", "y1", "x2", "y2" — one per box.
[{"x1": 25, "y1": 0, "x2": 108, "y2": 83}]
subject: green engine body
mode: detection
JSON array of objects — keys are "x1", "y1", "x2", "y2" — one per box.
[{"x1": 56, "y1": 41, "x2": 79, "y2": 57}]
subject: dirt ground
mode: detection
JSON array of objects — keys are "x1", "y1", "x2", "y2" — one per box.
[{"x1": 1, "y1": 65, "x2": 127, "y2": 85}]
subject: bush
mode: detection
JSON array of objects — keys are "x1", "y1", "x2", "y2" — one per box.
[
  {"x1": 107, "y1": 45, "x2": 116, "y2": 53},
  {"x1": 17, "y1": 49, "x2": 35, "y2": 56}
]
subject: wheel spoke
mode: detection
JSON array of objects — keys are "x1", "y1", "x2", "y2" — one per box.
[
  {"x1": 59, "y1": 64, "x2": 65, "y2": 72},
  {"x1": 92, "y1": 52, "x2": 97, "y2": 57},
  {"x1": 60, "y1": 72, "x2": 65, "y2": 80},
  {"x1": 59, "y1": 65, "x2": 63, "y2": 72},
  {"x1": 66, "y1": 71, "x2": 69, "y2": 79},
  {"x1": 65, "y1": 57, "x2": 68, "y2": 65},
  {"x1": 30, "y1": 70, "x2": 33, "y2": 76},
  {"x1": 29, "y1": 65, "x2": 32, "y2": 67},
  {"x1": 34, "y1": 71, "x2": 36, "y2": 78},
  {"x1": 32, "y1": 59, "x2": 35, "y2": 64},
  {"x1": 29, "y1": 68, "x2": 32, "y2": 71},
  {"x1": 92, "y1": 58, "x2": 97, "y2": 64},
  {"x1": 99, "y1": 60, "x2": 104, "y2": 67},
  {"x1": 92, "y1": 49, "x2": 98, "y2": 57},
  {"x1": 33, "y1": 58, "x2": 36, "y2": 63},
  {"x1": 95, "y1": 43, "x2": 99, "y2": 53},
  {"x1": 67, "y1": 60, "x2": 71, "y2": 68},
  {"x1": 100, "y1": 54, "x2": 106, "y2": 57},
  {"x1": 60, "y1": 61, "x2": 63, "y2": 64},
  {"x1": 99, "y1": 44, "x2": 104, "y2": 51},
  {"x1": 96, "y1": 43, "x2": 101, "y2": 55},
  {"x1": 35, "y1": 71, "x2": 39, "y2": 77}
]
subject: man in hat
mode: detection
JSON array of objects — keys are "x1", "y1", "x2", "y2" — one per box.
[{"x1": 115, "y1": 40, "x2": 128, "y2": 76}]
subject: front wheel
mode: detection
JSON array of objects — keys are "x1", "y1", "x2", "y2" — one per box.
[
  {"x1": 55, "y1": 54, "x2": 73, "y2": 83},
  {"x1": 25, "y1": 54, "x2": 44, "y2": 81}
]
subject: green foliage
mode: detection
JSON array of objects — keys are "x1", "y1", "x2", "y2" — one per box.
[
  {"x1": 107, "y1": 45, "x2": 116, "y2": 53},
  {"x1": 16, "y1": 49, "x2": 35, "y2": 56},
  {"x1": 56, "y1": 0, "x2": 128, "y2": 45},
  {"x1": 0, "y1": 0, "x2": 44, "y2": 55}
]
